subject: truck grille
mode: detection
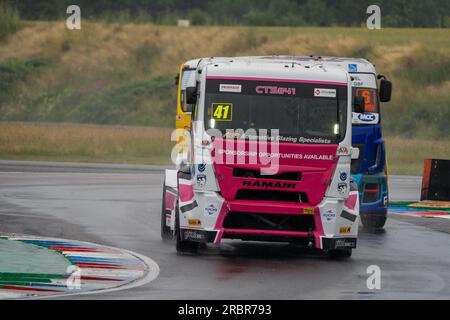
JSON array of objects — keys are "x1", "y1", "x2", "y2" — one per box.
[
  {"x1": 235, "y1": 189, "x2": 308, "y2": 203},
  {"x1": 233, "y1": 168, "x2": 301, "y2": 181},
  {"x1": 223, "y1": 211, "x2": 315, "y2": 232}
]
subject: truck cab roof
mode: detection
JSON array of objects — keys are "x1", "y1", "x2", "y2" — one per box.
[
  {"x1": 255, "y1": 56, "x2": 377, "y2": 74},
  {"x1": 182, "y1": 56, "x2": 376, "y2": 78},
  {"x1": 184, "y1": 57, "x2": 351, "y2": 85}
]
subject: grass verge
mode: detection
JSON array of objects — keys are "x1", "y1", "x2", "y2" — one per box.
[
  {"x1": 0, "y1": 24, "x2": 449, "y2": 139},
  {"x1": 0, "y1": 122, "x2": 173, "y2": 165},
  {"x1": 1, "y1": 122, "x2": 449, "y2": 175},
  {"x1": 385, "y1": 136, "x2": 450, "y2": 176}
]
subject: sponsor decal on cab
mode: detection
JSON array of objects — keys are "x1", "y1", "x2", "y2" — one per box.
[
  {"x1": 188, "y1": 219, "x2": 202, "y2": 226},
  {"x1": 339, "y1": 226, "x2": 352, "y2": 234},
  {"x1": 314, "y1": 88, "x2": 336, "y2": 98},
  {"x1": 198, "y1": 163, "x2": 206, "y2": 172},
  {"x1": 348, "y1": 64, "x2": 358, "y2": 72},
  {"x1": 337, "y1": 146, "x2": 349, "y2": 156},
  {"x1": 256, "y1": 86, "x2": 296, "y2": 95},
  {"x1": 323, "y1": 209, "x2": 336, "y2": 222},
  {"x1": 205, "y1": 204, "x2": 219, "y2": 216},
  {"x1": 219, "y1": 84, "x2": 242, "y2": 93},
  {"x1": 383, "y1": 196, "x2": 388, "y2": 207},
  {"x1": 337, "y1": 183, "x2": 348, "y2": 195},
  {"x1": 242, "y1": 180, "x2": 296, "y2": 189},
  {"x1": 196, "y1": 174, "x2": 207, "y2": 188},
  {"x1": 358, "y1": 113, "x2": 376, "y2": 122},
  {"x1": 216, "y1": 149, "x2": 334, "y2": 160}
]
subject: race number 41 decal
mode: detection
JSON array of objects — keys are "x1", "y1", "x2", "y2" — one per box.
[{"x1": 211, "y1": 103, "x2": 233, "y2": 121}]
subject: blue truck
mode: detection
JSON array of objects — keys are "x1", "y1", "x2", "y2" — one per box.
[{"x1": 311, "y1": 57, "x2": 392, "y2": 229}]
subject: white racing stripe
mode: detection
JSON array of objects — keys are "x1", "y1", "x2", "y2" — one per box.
[
  {"x1": 35, "y1": 249, "x2": 160, "y2": 300},
  {"x1": 62, "y1": 252, "x2": 133, "y2": 258},
  {"x1": 0, "y1": 292, "x2": 26, "y2": 299},
  {"x1": 78, "y1": 269, "x2": 146, "y2": 277}
]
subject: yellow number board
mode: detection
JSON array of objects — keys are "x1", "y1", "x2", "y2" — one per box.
[{"x1": 211, "y1": 103, "x2": 233, "y2": 121}]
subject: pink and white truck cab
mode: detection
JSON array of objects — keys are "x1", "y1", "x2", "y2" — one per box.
[{"x1": 162, "y1": 57, "x2": 361, "y2": 258}]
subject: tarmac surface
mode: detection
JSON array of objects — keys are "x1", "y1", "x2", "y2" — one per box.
[{"x1": 0, "y1": 160, "x2": 449, "y2": 299}]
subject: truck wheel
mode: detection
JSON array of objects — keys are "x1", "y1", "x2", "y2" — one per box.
[
  {"x1": 175, "y1": 204, "x2": 199, "y2": 255},
  {"x1": 361, "y1": 214, "x2": 387, "y2": 230},
  {"x1": 327, "y1": 248, "x2": 352, "y2": 259},
  {"x1": 160, "y1": 184, "x2": 173, "y2": 242}
]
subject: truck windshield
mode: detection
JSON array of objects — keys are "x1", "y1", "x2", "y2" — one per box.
[{"x1": 204, "y1": 78, "x2": 347, "y2": 144}]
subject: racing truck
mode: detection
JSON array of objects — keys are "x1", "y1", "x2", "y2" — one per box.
[
  {"x1": 162, "y1": 57, "x2": 361, "y2": 257},
  {"x1": 342, "y1": 58, "x2": 392, "y2": 229}
]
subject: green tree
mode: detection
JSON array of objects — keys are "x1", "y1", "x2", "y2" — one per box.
[
  {"x1": 4, "y1": 0, "x2": 450, "y2": 28},
  {"x1": 189, "y1": 9, "x2": 210, "y2": 26},
  {"x1": 305, "y1": 0, "x2": 329, "y2": 26}
]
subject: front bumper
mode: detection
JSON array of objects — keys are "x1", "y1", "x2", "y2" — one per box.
[{"x1": 179, "y1": 192, "x2": 359, "y2": 250}]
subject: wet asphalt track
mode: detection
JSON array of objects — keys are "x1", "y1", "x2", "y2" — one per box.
[{"x1": 0, "y1": 160, "x2": 449, "y2": 299}]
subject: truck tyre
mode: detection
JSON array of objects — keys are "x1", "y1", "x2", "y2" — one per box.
[
  {"x1": 161, "y1": 184, "x2": 173, "y2": 242},
  {"x1": 361, "y1": 213, "x2": 387, "y2": 230},
  {"x1": 175, "y1": 203, "x2": 199, "y2": 255},
  {"x1": 327, "y1": 248, "x2": 352, "y2": 259}
]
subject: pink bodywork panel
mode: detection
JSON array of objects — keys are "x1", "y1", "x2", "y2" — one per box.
[
  {"x1": 345, "y1": 192, "x2": 358, "y2": 211},
  {"x1": 178, "y1": 183, "x2": 194, "y2": 203},
  {"x1": 211, "y1": 139, "x2": 338, "y2": 247},
  {"x1": 165, "y1": 190, "x2": 176, "y2": 211}
]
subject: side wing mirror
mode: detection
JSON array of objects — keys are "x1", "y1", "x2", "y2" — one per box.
[
  {"x1": 379, "y1": 78, "x2": 392, "y2": 102},
  {"x1": 181, "y1": 86, "x2": 197, "y2": 114},
  {"x1": 353, "y1": 96, "x2": 366, "y2": 114},
  {"x1": 185, "y1": 86, "x2": 197, "y2": 105}
]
